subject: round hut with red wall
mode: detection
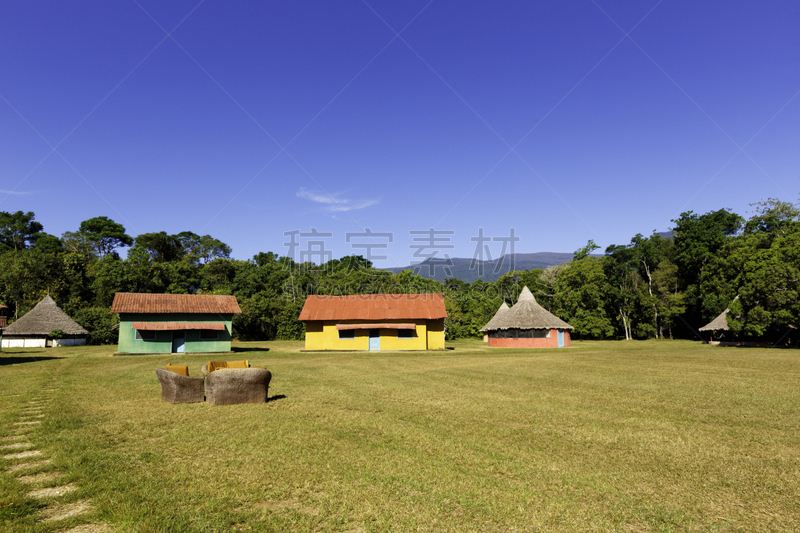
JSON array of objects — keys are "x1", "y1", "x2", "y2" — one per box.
[
  {"x1": 482, "y1": 286, "x2": 573, "y2": 348},
  {"x1": 480, "y1": 301, "x2": 509, "y2": 342}
]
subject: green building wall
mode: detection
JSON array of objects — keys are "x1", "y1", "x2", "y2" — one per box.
[{"x1": 117, "y1": 313, "x2": 234, "y2": 354}]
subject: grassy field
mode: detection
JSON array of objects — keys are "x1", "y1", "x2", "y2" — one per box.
[{"x1": 1, "y1": 339, "x2": 798, "y2": 532}]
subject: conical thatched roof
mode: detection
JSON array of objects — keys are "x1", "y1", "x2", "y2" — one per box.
[
  {"x1": 3, "y1": 295, "x2": 88, "y2": 336},
  {"x1": 699, "y1": 309, "x2": 730, "y2": 331},
  {"x1": 479, "y1": 302, "x2": 510, "y2": 333},
  {"x1": 486, "y1": 286, "x2": 573, "y2": 331},
  {"x1": 699, "y1": 296, "x2": 738, "y2": 332}
]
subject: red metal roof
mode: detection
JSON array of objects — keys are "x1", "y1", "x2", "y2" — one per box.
[
  {"x1": 111, "y1": 293, "x2": 241, "y2": 314},
  {"x1": 299, "y1": 293, "x2": 446, "y2": 321},
  {"x1": 131, "y1": 322, "x2": 226, "y2": 331},
  {"x1": 336, "y1": 323, "x2": 416, "y2": 330}
]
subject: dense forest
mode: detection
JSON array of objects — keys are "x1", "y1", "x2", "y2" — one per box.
[{"x1": 0, "y1": 197, "x2": 798, "y2": 346}]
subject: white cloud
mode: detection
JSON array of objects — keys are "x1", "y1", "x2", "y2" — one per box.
[
  {"x1": 0, "y1": 189, "x2": 32, "y2": 195},
  {"x1": 296, "y1": 187, "x2": 378, "y2": 213}
]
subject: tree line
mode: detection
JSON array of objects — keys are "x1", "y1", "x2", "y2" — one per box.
[{"x1": 0, "y1": 197, "x2": 798, "y2": 346}]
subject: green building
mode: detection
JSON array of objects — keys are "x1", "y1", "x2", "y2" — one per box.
[{"x1": 111, "y1": 293, "x2": 241, "y2": 354}]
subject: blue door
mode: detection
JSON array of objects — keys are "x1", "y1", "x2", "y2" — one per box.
[
  {"x1": 557, "y1": 330, "x2": 564, "y2": 348},
  {"x1": 369, "y1": 329, "x2": 380, "y2": 351},
  {"x1": 172, "y1": 331, "x2": 186, "y2": 353}
]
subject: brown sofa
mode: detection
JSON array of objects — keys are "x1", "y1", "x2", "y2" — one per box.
[
  {"x1": 204, "y1": 367, "x2": 272, "y2": 406},
  {"x1": 156, "y1": 367, "x2": 205, "y2": 404},
  {"x1": 157, "y1": 360, "x2": 272, "y2": 405}
]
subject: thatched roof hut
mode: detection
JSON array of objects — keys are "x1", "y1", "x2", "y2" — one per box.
[
  {"x1": 480, "y1": 302, "x2": 510, "y2": 334},
  {"x1": 2, "y1": 295, "x2": 88, "y2": 348},
  {"x1": 699, "y1": 309, "x2": 731, "y2": 332},
  {"x1": 700, "y1": 296, "x2": 739, "y2": 341},
  {"x1": 492, "y1": 287, "x2": 573, "y2": 331},
  {"x1": 482, "y1": 286, "x2": 573, "y2": 348}
]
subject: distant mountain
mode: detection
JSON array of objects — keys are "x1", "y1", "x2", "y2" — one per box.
[
  {"x1": 380, "y1": 233, "x2": 672, "y2": 283},
  {"x1": 382, "y1": 252, "x2": 578, "y2": 283}
]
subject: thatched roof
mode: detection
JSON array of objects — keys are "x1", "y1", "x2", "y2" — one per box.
[
  {"x1": 3, "y1": 295, "x2": 88, "y2": 336},
  {"x1": 700, "y1": 309, "x2": 730, "y2": 331},
  {"x1": 484, "y1": 286, "x2": 573, "y2": 331},
  {"x1": 479, "y1": 302, "x2": 510, "y2": 333},
  {"x1": 699, "y1": 296, "x2": 738, "y2": 332}
]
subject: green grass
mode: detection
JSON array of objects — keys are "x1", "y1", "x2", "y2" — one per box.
[{"x1": 1, "y1": 340, "x2": 798, "y2": 532}]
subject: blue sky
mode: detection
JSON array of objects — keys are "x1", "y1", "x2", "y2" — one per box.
[{"x1": 1, "y1": 1, "x2": 798, "y2": 269}]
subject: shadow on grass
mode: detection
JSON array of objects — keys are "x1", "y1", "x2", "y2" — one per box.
[
  {"x1": 266, "y1": 394, "x2": 286, "y2": 403},
  {"x1": 232, "y1": 347, "x2": 270, "y2": 352},
  {"x1": 0, "y1": 355, "x2": 63, "y2": 365}
]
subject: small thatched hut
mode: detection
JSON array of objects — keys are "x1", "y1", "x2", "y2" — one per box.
[
  {"x1": 482, "y1": 286, "x2": 573, "y2": 348},
  {"x1": 699, "y1": 298, "x2": 737, "y2": 343},
  {"x1": 1, "y1": 295, "x2": 88, "y2": 348},
  {"x1": 480, "y1": 302, "x2": 510, "y2": 342}
]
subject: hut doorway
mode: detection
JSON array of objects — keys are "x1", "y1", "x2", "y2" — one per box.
[
  {"x1": 369, "y1": 329, "x2": 380, "y2": 351},
  {"x1": 172, "y1": 330, "x2": 186, "y2": 353},
  {"x1": 557, "y1": 330, "x2": 564, "y2": 347}
]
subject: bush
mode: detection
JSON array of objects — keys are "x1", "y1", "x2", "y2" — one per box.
[{"x1": 74, "y1": 307, "x2": 119, "y2": 345}]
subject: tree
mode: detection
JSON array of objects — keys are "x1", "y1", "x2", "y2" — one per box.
[
  {"x1": 133, "y1": 232, "x2": 183, "y2": 262},
  {"x1": 651, "y1": 260, "x2": 685, "y2": 339},
  {"x1": 629, "y1": 233, "x2": 674, "y2": 338},
  {"x1": 537, "y1": 264, "x2": 567, "y2": 312},
  {"x1": 61, "y1": 231, "x2": 95, "y2": 257},
  {"x1": 0, "y1": 211, "x2": 44, "y2": 251},
  {"x1": 672, "y1": 209, "x2": 742, "y2": 288},
  {"x1": 31, "y1": 233, "x2": 64, "y2": 254},
  {"x1": 78, "y1": 216, "x2": 133, "y2": 257},
  {"x1": 74, "y1": 307, "x2": 119, "y2": 345},
  {"x1": 604, "y1": 244, "x2": 639, "y2": 340},
  {"x1": 176, "y1": 232, "x2": 232, "y2": 264},
  {"x1": 728, "y1": 228, "x2": 800, "y2": 339},
  {"x1": 553, "y1": 253, "x2": 614, "y2": 339},
  {"x1": 672, "y1": 209, "x2": 743, "y2": 325},
  {"x1": 573, "y1": 239, "x2": 599, "y2": 261},
  {"x1": 0, "y1": 249, "x2": 62, "y2": 319},
  {"x1": 743, "y1": 198, "x2": 800, "y2": 237}
]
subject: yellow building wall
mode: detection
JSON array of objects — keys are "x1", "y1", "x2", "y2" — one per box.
[
  {"x1": 304, "y1": 320, "x2": 444, "y2": 350},
  {"x1": 426, "y1": 318, "x2": 445, "y2": 350}
]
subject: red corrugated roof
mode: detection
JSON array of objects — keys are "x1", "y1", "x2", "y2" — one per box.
[
  {"x1": 336, "y1": 323, "x2": 416, "y2": 330},
  {"x1": 131, "y1": 322, "x2": 226, "y2": 331},
  {"x1": 299, "y1": 293, "x2": 446, "y2": 321},
  {"x1": 111, "y1": 293, "x2": 241, "y2": 314}
]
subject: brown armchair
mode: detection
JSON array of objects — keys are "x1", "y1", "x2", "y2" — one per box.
[
  {"x1": 156, "y1": 367, "x2": 205, "y2": 404},
  {"x1": 203, "y1": 367, "x2": 272, "y2": 406}
]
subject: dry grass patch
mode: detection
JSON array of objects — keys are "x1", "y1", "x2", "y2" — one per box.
[
  {"x1": 27, "y1": 483, "x2": 77, "y2": 499},
  {"x1": 17, "y1": 471, "x2": 62, "y2": 485},
  {"x1": 6, "y1": 460, "x2": 53, "y2": 473},
  {"x1": 38, "y1": 499, "x2": 93, "y2": 522}
]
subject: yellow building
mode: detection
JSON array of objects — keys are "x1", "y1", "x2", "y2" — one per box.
[{"x1": 299, "y1": 293, "x2": 447, "y2": 351}]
